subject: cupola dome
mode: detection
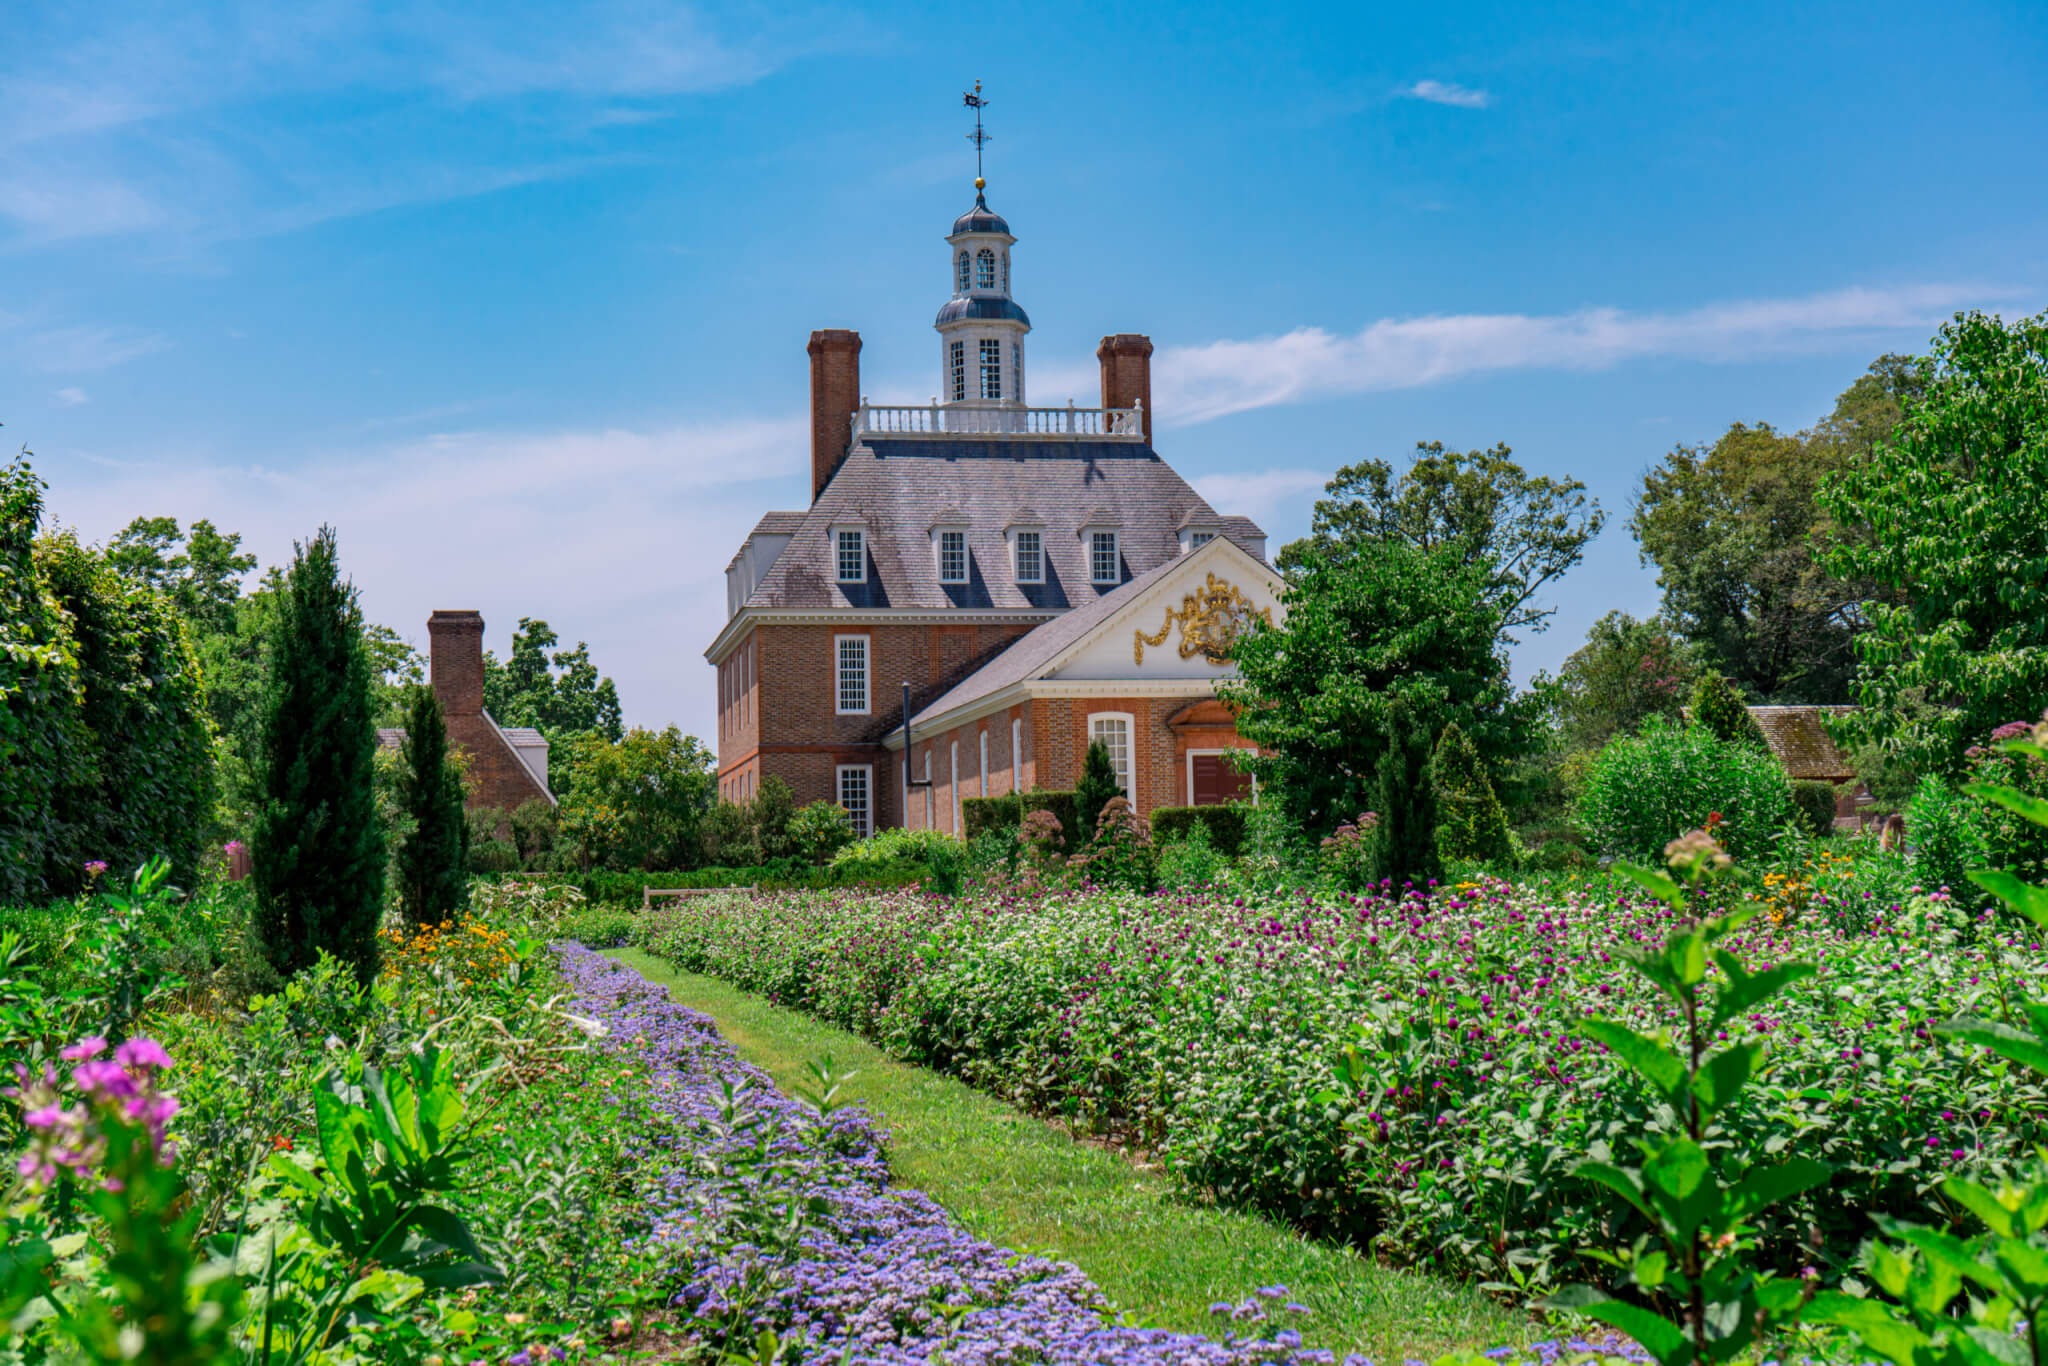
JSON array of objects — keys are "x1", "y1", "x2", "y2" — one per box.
[{"x1": 951, "y1": 192, "x2": 1011, "y2": 237}]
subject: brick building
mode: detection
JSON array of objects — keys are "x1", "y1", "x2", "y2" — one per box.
[
  {"x1": 706, "y1": 177, "x2": 1280, "y2": 835},
  {"x1": 379, "y1": 610, "x2": 555, "y2": 817}
]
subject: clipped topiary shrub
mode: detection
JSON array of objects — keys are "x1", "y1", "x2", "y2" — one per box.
[
  {"x1": 963, "y1": 793, "x2": 1024, "y2": 841},
  {"x1": 1432, "y1": 721, "x2": 1511, "y2": 865},
  {"x1": 1791, "y1": 779, "x2": 1839, "y2": 839},
  {"x1": 1575, "y1": 715, "x2": 1798, "y2": 862},
  {"x1": 1149, "y1": 805, "x2": 1248, "y2": 858},
  {"x1": 1073, "y1": 742, "x2": 1121, "y2": 847}
]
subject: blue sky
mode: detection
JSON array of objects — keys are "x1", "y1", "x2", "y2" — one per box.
[{"x1": 8, "y1": 0, "x2": 2046, "y2": 740}]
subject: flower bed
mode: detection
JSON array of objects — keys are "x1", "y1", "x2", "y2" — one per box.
[
  {"x1": 629, "y1": 877, "x2": 2048, "y2": 1294},
  {"x1": 554, "y1": 943, "x2": 1363, "y2": 1364}
]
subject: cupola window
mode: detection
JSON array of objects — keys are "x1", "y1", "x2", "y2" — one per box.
[
  {"x1": 956, "y1": 251, "x2": 970, "y2": 293},
  {"x1": 950, "y1": 341, "x2": 966, "y2": 401},
  {"x1": 1001, "y1": 251, "x2": 1009, "y2": 293},
  {"x1": 976, "y1": 248, "x2": 996, "y2": 289},
  {"x1": 979, "y1": 338, "x2": 1002, "y2": 400}
]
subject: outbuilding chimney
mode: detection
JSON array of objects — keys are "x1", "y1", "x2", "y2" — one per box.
[
  {"x1": 808, "y1": 329, "x2": 862, "y2": 503},
  {"x1": 1097, "y1": 333, "x2": 1154, "y2": 443},
  {"x1": 426, "y1": 610, "x2": 486, "y2": 719}
]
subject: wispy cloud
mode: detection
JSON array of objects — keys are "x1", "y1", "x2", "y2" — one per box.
[
  {"x1": 53, "y1": 387, "x2": 88, "y2": 406},
  {"x1": 1157, "y1": 282, "x2": 2019, "y2": 425},
  {"x1": 43, "y1": 412, "x2": 808, "y2": 740},
  {"x1": 1403, "y1": 80, "x2": 1492, "y2": 109},
  {"x1": 27, "y1": 324, "x2": 168, "y2": 373},
  {"x1": 1192, "y1": 469, "x2": 1329, "y2": 522}
]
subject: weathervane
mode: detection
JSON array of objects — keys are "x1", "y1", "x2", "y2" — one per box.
[{"x1": 963, "y1": 80, "x2": 991, "y2": 187}]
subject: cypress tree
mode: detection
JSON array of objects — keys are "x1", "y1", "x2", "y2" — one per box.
[
  {"x1": 1073, "y1": 739, "x2": 1122, "y2": 848},
  {"x1": 251, "y1": 527, "x2": 385, "y2": 982},
  {"x1": 395, "y1": 685, "x2": 469, "y2": 930},
  {"x1": 1369, "y1": 699, "x2": 1441, "y2": 893},
  {"x1": 1690, "y1": 671, "x2": 1771, "y2": 751},
  {"x1": 1432, "y1": 721, "x2": 1512, "y2": 865}
]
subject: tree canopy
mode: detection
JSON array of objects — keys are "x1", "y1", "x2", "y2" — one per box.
[
  {"x1": 483, "y1": 617, "x2": 624, "y2": 744},
  {"x1": 1281, "y1": 440, "x2": 1605, "y2": 638}
]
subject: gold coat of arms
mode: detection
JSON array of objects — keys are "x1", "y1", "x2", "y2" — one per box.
[{"x1": 1134, "y1": 574, "x2": 1272, "y2": 665}]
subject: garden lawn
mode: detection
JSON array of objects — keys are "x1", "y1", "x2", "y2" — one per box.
[{"x1": 610, "y1": 947, "x2": 1527, "y2": 1363}]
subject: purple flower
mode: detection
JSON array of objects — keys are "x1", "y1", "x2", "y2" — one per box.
[
  {"x1": 115, "y1": 1038, "x2": 172, "y2": 1071},
  {"x1": 61, "y1": 1037, "x2": 108, "y2": 1061}
]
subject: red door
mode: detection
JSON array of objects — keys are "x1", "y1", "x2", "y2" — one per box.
[{"x1": 1190, "y1": 752, "x2": 1252, "y2": 805}]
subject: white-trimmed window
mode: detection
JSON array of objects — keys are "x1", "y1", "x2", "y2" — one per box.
[
  {"x1": 949, "y1": 340, "x2": 966, "y2": 402},
  {"x1": 835, "y1": 634, "x2": 869, "y2": 715},
  {"x1": 1089, "y1": 530, "x2": 1120, "y2": 584},
  {"x1": 837, "y1": 764, "x2": 872, "y2": 837},
  {"x1": 1089, "y1": 712, "x2": 1133, "y2": 797},
  {"x1": 955, "y1": 251, "x2": 970, "y2": 293},
  {"x1": 938, "y1": 529, "x2": 968, "y2": 584},
  {"x1": 1012, "y1": 340, "x2": 1022, "y2": 393},
  {"x1": 976, "y1": 247, "x2": 996, "y2": 288},
  {"x1": 1013, "y1": 529, "x2": 1043, "y2": 583},
  {"x1": 1191, "y1": 531, "x2": 1215, "y2": 548},
  {"x1": 979, "y1": 338, "x2": 1002, "y2": 400},
  {"x1": 835, "y1": 529, "x2": 865, "y2": 584}
]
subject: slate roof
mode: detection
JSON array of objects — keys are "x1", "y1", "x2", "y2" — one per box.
[
  {"x1": 738, "y1": 437, "x2": 1265, "y2": 613},
  {"x1": 951, "y1": 193, "x2": 1010, "y2": 236},
  {"x1": 1749, "y1": 706, "x2": 1858, "y2": 781},
  {"x1": 935, "y1": 297, "x2": 1032, "y2": 327}
]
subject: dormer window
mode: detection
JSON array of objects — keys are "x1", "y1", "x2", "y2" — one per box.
[
  {"x1": 1090, "y1": 530, "x2": 1120, "y2": 585},
  {"x1": 976, "y1": 247, "x2": 996, "y2": 289},
  {"x1": 938, "y1": 529, "x2": 968, "y2": 584},
  {"x1": 956, "y1": 251, "x2": 970, "y2": 293},
  {"x1": 835, "y1": 529, "x2": 866, "y2": 584},
  {"x1": 1191, "y1": 531, "x2": 1215, "y2": 547},
  {"x1": 1013, "y1": 529, "x2": 1043, "y2": 583}
]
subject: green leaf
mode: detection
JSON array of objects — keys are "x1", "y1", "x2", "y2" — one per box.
[
  {"x1": 313, "y1": 1087, "x2": 365, "y2": 1186},
  {"x1": 1805, "y1": 1292, "x2": 1933, "y2": 1366},
  {"x1": 1617, "y1": 862, "x2": 1685, "y2": 911},
  {"x1": 1942, "y1": 1177, "x2": 2018, "y2": 1239},
  {"x1": 1709, "y1": 957, "x2": 1817, "y2": 1029},
  {"x1": 1892, "y1": 1224, "x2": 2005, "y2": 1295},
  {"x1": 1644, "y1": 1139, "x2": 1717, "y2": 1240},
  {"x1": 1573, "y1": 1161, "x2": 1655, "y2": 1223},
  {"x1": 1941, "y1": 1017, "x2": 2048, "y2": 1078},
  {"x1": 1692, "y1": 1043, "x2": 1762, "y2": 1115},
  {"x1": 1724, "y1": 1156, "x2": 1831, "y2": 1222},
  {"x1": 1579, "y1": 1299, "x2": 1692, "y2": 1366},
  {"x1": 1964, "y1": 781, "x2": 2048, "y2": 830},
  {"x1": 1583, "y1": 1019, "x2": 1687, "y2": 1104},
  {"x1": 1966, "y1": 870, "x2": 2048, "y2": 932},
  {"x1": 1992, "y1": 1236, "x2": 2048, "y2": 1288},
  {"x1": 1960, "y1": 1325, "x2": 2032, "y2": 1366},
  {"x1": 403, "y1": 1206, "x2": 490, "y2": 1266}
]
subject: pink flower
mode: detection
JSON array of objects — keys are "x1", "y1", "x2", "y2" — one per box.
[
  {"x1": 61, "y1": 1037, "x2": 108, "y2": 1061},
  {"x1": 114, "y1": 1038, "x2": 172, "y2": 1071}
]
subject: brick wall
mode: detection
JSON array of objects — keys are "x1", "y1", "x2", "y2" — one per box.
[
  {"x1": 427, "y1": 610, "x2": 551, "y2": 818},
  {"x1": 1097, "y1": 333, "x2": 1155, "y2": 443},
  {"x1": 808, "y1": 330, "x2": 862, "y2": 502}
]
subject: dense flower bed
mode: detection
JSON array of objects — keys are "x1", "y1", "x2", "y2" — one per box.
[
  {"x1": 554, "y1": 943, "x2": 1372, "y2": 1364},
  {"x1": 630, "y1": 877, "x2": 2048, "y2": 1294}
]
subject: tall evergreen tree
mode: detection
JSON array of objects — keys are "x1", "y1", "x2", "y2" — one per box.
[
  {"x1": 1369, "y1": 699, "x2": 1441, "y2": 893},
  {"x1": 1073, "y1": 739, "x2": 1122, "y2": 848},
  {"x1": 251, "y1": 527, "x2": 386, "y2": 983},
  {"x1": 395, "y1": 685, "x2": 468, "y2": 929},
  {"x1": 1689, "y1": 671, "x2": 1771, "y2": 751},
  {"x1": 1432, "y1": 721, "x2": 1511, "y2": 866}
]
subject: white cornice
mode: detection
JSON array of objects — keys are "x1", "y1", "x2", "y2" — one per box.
[{"x1": 705, "y1": 606, "x2": 1059, "y2": 663}]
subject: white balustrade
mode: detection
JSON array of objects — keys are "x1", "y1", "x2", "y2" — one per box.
[{"x1": 851, "y1": 399, "x2": 1144, "y2": 442}]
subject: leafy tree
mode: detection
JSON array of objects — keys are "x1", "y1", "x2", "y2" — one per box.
[
  {"x1": 394, "y1": 685, "x2": 469, "y2": 928},
  {"x1": 36, "y1": 533, "x2": 216, "y2": 893},
  {"x1": 1633, "y1": 356, "x2": 1928, "y2": 703},
  {"x1": 1223, "y1": 538, "x2": 1524, "y2": 839},
  {"x1": 482, "y1": 617, "x2": 623, "y2": 744},
  {"x1": 1281, "y1": 440, "x2": 1605, "y2": 638},
  {"x1": 1819, "y1": 311, "x2": 2048, "y2": 778},
  {"x1": 0, "y1": 454, "x2": 89, "y2": 901},
  {"x1": 1073, "y1": 739, "x2": 1122, "y2": 847},
  {"x1": 749, "y1": 775, "x2": 797, "y2": 863},
  {"x1": 1575, "y1": 717, "x2": 1798, "y2": 863},
  {"x1": 1432, "y1": 721, "x2": 1511, "y2": 865},
  {"x1": 788, "y1": 801, "x2": 857, "y2": 866},
  {"x1": 555, "y1": 726, "x2": 716, "y2": 870},
  {"x1": 250, "y1": 527, "x2": 386, "y2": 983},
  {"x1": 106, "y1": 515, "x2": 257, "y2": 636},
  {"x1": 1369, "y1": 699, "x2": 1441, "y2": 891},
  {"x1": 1552, "y1": 611, "x2": 1706, "y2": 754},
  {"x1": 1688, "y1": 672, "x2": 1770, "y2": 751}
]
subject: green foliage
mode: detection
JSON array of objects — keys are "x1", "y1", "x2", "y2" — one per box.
[
  {"x1": 1224, "y1": 536, "x2": 1526, "y2": 839},
  {"x1": 788, "y1": 800, "x2": 857, "y2": 865},
  {"x1": 1552, "y1": 611, "x2": 1706, "y2": 754},
  {"x1": 395, "y1": 686, "x2": 469, "y2": 929},
  {"x1": 480, "y1": 616, "x2": 623, "y2": 745},
  {"x1": 1821, "y1": 312, "x2": 2048, "y2": 778},
  {"x1": 554, "y1": 725, "x2": 715, "y2": 870},
  {"x1": 106, "y1": 512, "x2": 258, "y2": 637},
  {"x1": 1070, "y1": 796, "x2": 1154, "y2": 892},
  {"x1": 34, "y1": 530, "x2": 216, "y2": 894},
  {"x1": 466, "y1": 838, "x2": 520, "y2": 874},
  {"x1": 1576, "y1": 717, "x2": 1799, "y2": 863},
  {"x1": 1688, "y1": 673, "x2": 1770, "y2": 751},
  {"x1": 1074, "y1": 740, "x2": 1122, "y2": 847},
  {"x1": 1155, "y1": 817, "x2": 1225, "y2": 890},
  {"x1": 1546, "y1": 847, "x2": 1828, "y2": 1366},
  {"x1": 1966, "y1": 720, "x2": 2048, "y2": 886},
  {"x1": 1149, "y1": 804, "x2": 1249, "y2": 858},
  {"x1": 1368, "y1": 701, "x2": 1440, "y2": 891},
  {"x1": 508, "y1": 797, "x2": 558, "y2": 868},
  {"x1": 1433, "y1": 722, "x2": 1510, "y2": 865},
  {"x1": 1790, "y1": 779, "x2": 1839, "y2": 839},
  {"x1": 749, "y1": 775, "x2": 798, "y2": 863},
  {"x1": 1906, "y1": 775, "x2": 1990, "y2": 905},
  {"x1": 1281, "y1": 439, "x2": 1605, "y2": 638},
  {"x1": 1021, "y1": 790, "x2": 1079, "y2": 854},
  {"x1": 830, "y1": 826, "x2": 963, "y2": 879},
  {"x1": 250, "y1": 526, "x2": 386, "y2": 984},
  {"x1": 963, "y1": 793, "x2": 1024, "y2": 841}
]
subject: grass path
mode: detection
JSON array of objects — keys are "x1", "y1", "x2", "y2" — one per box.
[{"x1": 609, "y1": 948, "x2": 1527, "y2": 1362}]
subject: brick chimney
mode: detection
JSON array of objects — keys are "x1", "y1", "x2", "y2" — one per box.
[
  {"x1": 808, "y1": 329, "x2": 862, "y2": 503},
  {"x1": 426, "y1": 610, "x2": 486, "y2": 719},
  {"x1": 1097, "y1": 333, "x2": 1154, "y2": 443}
]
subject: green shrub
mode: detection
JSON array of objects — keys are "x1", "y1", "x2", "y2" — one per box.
[
  {"x1": 555, "y1": 904, "x2": 640, "y2": 948},
  {"x1": 1073, "y1": 742, "x2": 1121, "y2": 847},
  {"x1": 509, "y1": 798, "x2": 557, "y2": 867},
  {"x1": 1156, "y1": 818, "x2": 1224, "y2": 889},
  {"x1": 1575, "y1": 715, "x2": 1799, "y2": 862},
  {"x1": 1533, "y1": 837, "x2": 1593, "y2": 872},
  {"x1": 788, "y1": 800, "x2": 856, "y2": 866},
  {"x1": 1689, "y1": 671, "x2": 1771, "y2": 750},
  {"x1": 1791, "y1": 779, "x2": 1839, "y2": 839},
  {"x1": 468, "y1": 839, "x2": 520, "y2": 874},
  {"x1": 1149, "y1": 805, "x2": 1248, "y2": 858},
  {"x1": 394, "y1": 685, "x2": 469, "y2": 928},
  {"x1": 1966, "y1": 717, "x2": 2048, "y2": 884},
  {"x1": 1370, "y1": 700, "x2": 1440, "y2": 891},
  {"x1": 831, "y1": 827, "x2": 960, "y2": 877},
  {"x1": 962, "y1": 794, "x2": 1023, "y2": 841},
  {"x1": 1432, "y1": 721, "x2": 1511, "y2": 865},
  {"x1": 749, "y1": 776, "x2": 797, "y2": 861},
  {"x1": 1906, "y1": 774, "x2": 1990, "y2": 904},
  {"x1": 1069, "y1": 796, "x2": 1153, "y2": 892}
]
